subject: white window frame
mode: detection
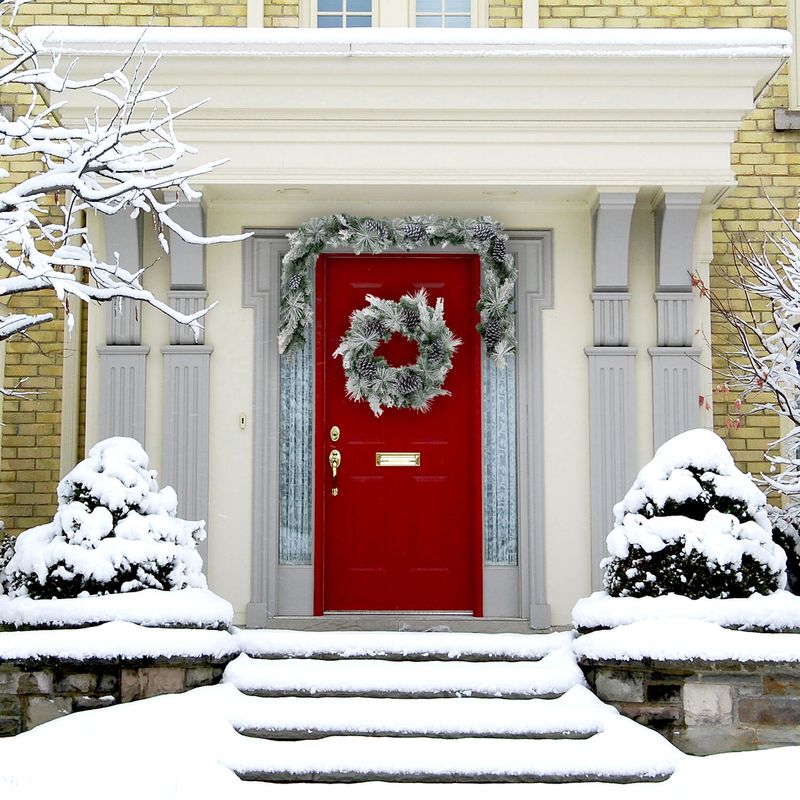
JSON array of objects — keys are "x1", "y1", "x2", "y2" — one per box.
[{"x1": 301, "y1": 0, "x2": 489, "y2": 28}]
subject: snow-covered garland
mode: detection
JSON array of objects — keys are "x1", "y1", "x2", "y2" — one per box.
[
  {"x1": 333, "y1": 291, "x2": 461, "y2": 417},
  {"x1": 279, "y1": 215, "x2": 517, "y2": 366}
]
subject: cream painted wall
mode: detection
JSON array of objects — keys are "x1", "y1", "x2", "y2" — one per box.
[
  {"x1": 204, "y1": 207, "x2": 255, "y2": 627},
  {"x1": 83, "y1": 194, "x2": 708, "y2": 628}
]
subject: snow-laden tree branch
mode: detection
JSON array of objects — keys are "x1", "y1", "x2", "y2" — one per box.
[
  {"x1": 0, "y1": 0, "x2": 248, "y2": 396},
  {"x1": 694, "y1": 217, "x2": 800, "y2": 500}
]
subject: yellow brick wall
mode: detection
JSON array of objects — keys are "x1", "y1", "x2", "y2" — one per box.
[
  {"x1": 489, "y1": 0, "x2": 522, "y2": 26},
  {"x1": 9, "y1": 1, "x2": 247, "y2": 27},
  {"x1": 0, "y1": 83, "x2": 67, "y2": 533},
  {"x1": 264, "y1": 1, "x2": 299, "y2": 26}
]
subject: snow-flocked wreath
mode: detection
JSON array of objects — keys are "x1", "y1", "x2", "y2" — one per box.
[
  {"x1": 279, "y1": 214, "x2": 516, "y2": 367},
  {"x1": 333, "y1": 291, "x2": 461, "y2": 417}
]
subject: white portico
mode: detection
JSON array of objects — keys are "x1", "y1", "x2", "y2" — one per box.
[{"x1": 27, "y1": 25, "x2": 790, "y2": 626}]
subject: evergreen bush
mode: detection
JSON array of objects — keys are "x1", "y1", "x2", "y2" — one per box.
[
  {"x1": 6, "y1": 438, "x2": 206, "y2": 599},
  {"x1": 602, "y1": 429, "x2": 786, "y2": 599}
]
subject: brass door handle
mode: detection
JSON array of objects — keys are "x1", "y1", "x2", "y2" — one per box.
[{"x1": 329, "y1": 449, "x2": 341, "y2": 480}]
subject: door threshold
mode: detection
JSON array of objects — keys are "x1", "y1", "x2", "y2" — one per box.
[
  {"x1": 323, "y1": 611, "x2": 473, "y2": 616},
  {"x1": 261, "y1": 616, "x2": 541, "y2": 634}
]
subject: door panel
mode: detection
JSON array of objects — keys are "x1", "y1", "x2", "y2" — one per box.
[{"x1": 315, "y1": 253, "x2": 482, "y2": 613}]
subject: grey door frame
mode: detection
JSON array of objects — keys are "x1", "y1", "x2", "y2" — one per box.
[{"x1": 243, "y1": 228, "x2": 553, "y2": 629}]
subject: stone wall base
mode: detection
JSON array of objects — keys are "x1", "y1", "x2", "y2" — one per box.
[
  {"x1": 0, "y1": 657, "x2": 232, "y2": 736},
  {"x1": 580, "y1": 658, "x2": 800, "y2": 755}
]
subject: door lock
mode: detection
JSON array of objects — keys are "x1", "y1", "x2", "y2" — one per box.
[
  {"x1": 330, "y1": 425, "x2": 340, "y2": 442},
  {"x1": 329, "y1": 449, "x2": 341, "y2": 479}
]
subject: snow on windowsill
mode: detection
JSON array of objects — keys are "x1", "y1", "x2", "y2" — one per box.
[
  {"x1": 575, "y1": 617, "x2": 800, "y2": 663},
  {"x1": 22, "y1": 26, "x2": 792, "y2": 60},
  {"x1": 0, "y1": 588, "x2": 233, "y2": 631},
  {"x1": 572, "y1": 590, "x2": 800, "y2": 632}
]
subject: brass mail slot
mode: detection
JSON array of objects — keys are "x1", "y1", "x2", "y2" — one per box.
[{"x1": 376, "y1": 452, "x2": 421, "y2": 467}]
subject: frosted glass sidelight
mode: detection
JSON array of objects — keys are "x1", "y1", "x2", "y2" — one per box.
[
  {"x1": 483, "y1": 354, "x2": 518, "y2": 566},
  {"x1": 279, "y1": 334, "x2": 313, "y2": 565}
]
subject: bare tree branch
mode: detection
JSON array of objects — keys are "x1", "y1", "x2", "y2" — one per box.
[{"x1": 0, "y1": 0, "x2": 250, "y2": 395}]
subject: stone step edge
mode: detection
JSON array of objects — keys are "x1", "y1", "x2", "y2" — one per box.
[
  {"x1": 233, "y1": 768, "x2": 672, "y2": 784},
  {"x1": 238, "y1": 688, "x2": 566, "y2": 700},
  {"x1": 236, "y1": 727, "x2": 597, "y2": 741},
  {"x1": 242, "y1": 652, "x2": 544, "y2": 663}
]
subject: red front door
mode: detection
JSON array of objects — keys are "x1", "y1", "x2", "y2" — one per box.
[{"x1": 315, "y1": 253, "x2": 482, "y2": 613}]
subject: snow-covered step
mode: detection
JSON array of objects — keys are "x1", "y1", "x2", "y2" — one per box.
[
  {"x1": 230, "y1": 687, "x2": 601, "y2": 740},
  {"x1": 233, "y1": 628, "x2": 573, "y2": 661},
  {"x1": 223, "y1": 648, "x2": 584, "y2": 699},
  {"x1": 221, "y1": 711, "x2": 679, "y2": 784}
]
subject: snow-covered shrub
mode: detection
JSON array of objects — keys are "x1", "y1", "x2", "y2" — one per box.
[
  {"x1": 769, "y1": 506, "x2": 800, "y2": 594},
  {"x1": 6, "y1": 438, "x2": 206, "y2": 599},
  {"x1": 602, "y1": 429, "x2": 787, "y2": 599}
]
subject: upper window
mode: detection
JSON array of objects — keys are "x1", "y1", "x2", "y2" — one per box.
[
  {"x1": 306, "y1": 0, "x2": 485, "y2": 28},
  {"x1": 317, "y1": 0, "x2": 373, "y2": 27},
  {"x1": 415, "y1": 0, "x2": 471, "y2": 27}
]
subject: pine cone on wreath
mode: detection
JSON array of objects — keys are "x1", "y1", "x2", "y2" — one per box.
[
  {"x1": 287, "y1": 274, "x2": 303, "y2": 292},
  {"x1": 426, "y1": 339, "x2": 445, "y2": 363},
  {"x1": 402, "y1": 222, "x2": 425, "y2": 243},
  {"x1": 396, "y1": 370, "x2": 422, "y2": 395},
  {"x1": 491, "y1": 237, "x2": 507, "y2": 263},
  {"x1": 356, "y1": 356, "x2": 379, "y2": 380},
  {"x1": 471, "y1": 222, "x2": 495, "y2": 241},
  {"x1": 365, "y1": 219, "x2": 389, "y2": 241},
  {"x1": 362, "y1": 319, "x2": 385, "y2": 340},
  {"x1": 401, "y1": 306, "x2": 420, "y2": 331},
  {"x1": 483, "y1": 319, "x2": 503, "y2": 351}
]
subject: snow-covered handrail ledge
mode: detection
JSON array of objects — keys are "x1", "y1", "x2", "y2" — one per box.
[{"x1": 22, "y1": 26, "x2": 792, "y2": 60}]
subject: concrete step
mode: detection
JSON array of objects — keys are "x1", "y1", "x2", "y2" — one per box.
[
  {"x1": 230, "y1": 687, "x2": 603, "y2": 741},
  {"x1": 234, "y1": 628, "x2": 573, "y2": 662},
  {"x1": 223, "y1": 648, "x2": 584, "y2": 699},
  {"x1": 222, "y1": 719, "x2": 678, "y2": 784}
]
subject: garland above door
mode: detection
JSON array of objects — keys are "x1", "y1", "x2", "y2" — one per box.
[{"x1": 278, "y1": 214, "x2": 517, "y2": 367}]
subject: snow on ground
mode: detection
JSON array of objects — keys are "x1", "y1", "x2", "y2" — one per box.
[
  {"x1": 0, "y1": 620, "x2": 237, "y2": 661},
  {"x1": 573, "y1": 589, "x2": 800, "y2": 631},
  {"x1": 0, "y1": 587, "x2": 233, "y2": 629},
  {"x1": 574, "y1": 617, "x2": 800, "y2": 662},
  {"x1": 0, "y1": 680, "x2": 793, "y2": 799}
]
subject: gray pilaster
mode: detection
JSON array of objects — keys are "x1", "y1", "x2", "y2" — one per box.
[
  {"x1": 654, "y1": 192, "x2": 702, "y2": 292},
  {"x1": 161, "y1": 346, "x2": 213, "y2": 564},
  {"x1": 168, "y1": 290, "x2": 209, "y2": 346},
  {"x1": 591, "y1": 292, "x2": 629, "y2": 347},
  {"x1": 586, "y1": 347, "x2": 638, "y2": 591},
  {"x1": 587, "y1": 192, "x2": 638, "y2": 591},
  {"x1": 162, "y1": 200, "x2": 212, "y2": 568},
  {"x1": 97, "y1": 345, "x2": 150, "y2": 442},
  {"x1": 102, "y1": 213, "x2": 142, "y2": 345},
  {"x1": 592, "y1": 192, "x2": 636, "y2": 292},
  {"x1": 651, "y1": 191, "x2": 703, "y2": 448},
  {"x1": 649, "y1": 347, "x2": 701, "y2": 448},
  {"x1": 655, "y1": 292, "x2": 693, "y2": 347},
  {"x1": 166, "y1": 201, "x2": 206, "y2": 289}
]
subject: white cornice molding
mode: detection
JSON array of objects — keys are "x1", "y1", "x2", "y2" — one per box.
[
  {"x1": 23, "y1": 26, "x2": 792, "y2": 59},
  {"x1": 31, "y1": 27, "x2": 786, "y2": 196}
]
